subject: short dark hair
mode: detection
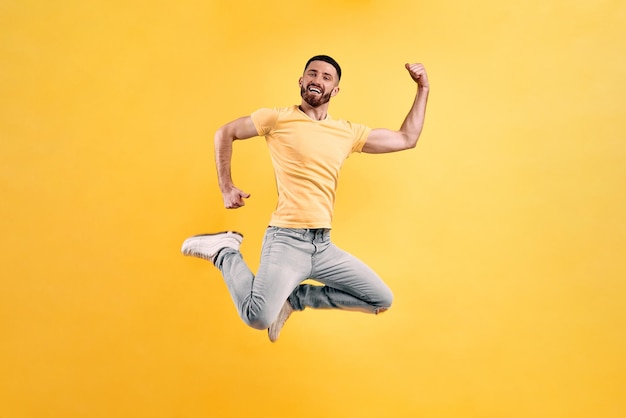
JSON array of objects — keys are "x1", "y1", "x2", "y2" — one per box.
[{"x1": 304, "y1": 55, "x2": 342, "y2": 81}]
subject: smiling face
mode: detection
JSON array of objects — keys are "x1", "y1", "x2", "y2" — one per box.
[{"x1": 299, "y1": 60, "x2": 340, "y2": 108}]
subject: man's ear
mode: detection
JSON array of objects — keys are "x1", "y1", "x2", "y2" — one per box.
[
  {"x1": 331, "y1": 86, "x2": 340, "y2": 97},
  {"x1": 298, "y1": 77, "x2": 303, "y2": 87}
]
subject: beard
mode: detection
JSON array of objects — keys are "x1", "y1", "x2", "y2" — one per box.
[{"x1": 300, "y1": 84, "x2": 332, "y2": 107}]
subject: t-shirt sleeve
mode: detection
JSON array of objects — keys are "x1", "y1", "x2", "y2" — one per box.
[
  {"x1": 250, "y1": 108, "x2": 280, "y2": 136},
  {"x1": 349, "y1": 122, "x2": 372, "y2": 153}
]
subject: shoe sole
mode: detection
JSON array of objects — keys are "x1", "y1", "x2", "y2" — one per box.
[
  {"x1": 268, "y1": 301, "x2": 294, "y2": 343},
  {"x1": 181, "y1": 231, "x2": 244, "y2": 261},
  {"x1": 188, "y1": 231, "x2": 244, "y2": 239}
]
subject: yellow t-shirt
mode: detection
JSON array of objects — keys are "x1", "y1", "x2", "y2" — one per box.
[{"x1": 251, "y1": 105, "x2": 371, "y2": 229}]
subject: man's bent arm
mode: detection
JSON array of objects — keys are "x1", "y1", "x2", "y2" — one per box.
[
  {"x1": 214, "y1": 116, "x2": 258, "y2": 209},
  {"x1": 362, "y1": 63, "x2": 430, "y2": 154}
]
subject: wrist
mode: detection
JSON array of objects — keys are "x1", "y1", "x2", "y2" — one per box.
[{"x1": 219, "y1": 182, "x2": 235, "y2": 193}]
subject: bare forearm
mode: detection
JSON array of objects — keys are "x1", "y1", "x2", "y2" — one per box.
[
  {"x1": 214, "y1": 128, "x2": 235, "y2": 193},
  {"x1": 399, "y1": 85, "x2": 429, "y2": 146},
  {"x1": 212, "y1": 116, "x2": 257, "y2": 208}
]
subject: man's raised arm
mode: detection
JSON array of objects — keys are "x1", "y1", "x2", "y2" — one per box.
[{"x1": 362, "y1": 63, "x2": 430, "y2": 154}]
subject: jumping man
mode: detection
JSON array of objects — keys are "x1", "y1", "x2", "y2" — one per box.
[{"x1": 182, "y1": 55, "x2": 429, "y2": 342}]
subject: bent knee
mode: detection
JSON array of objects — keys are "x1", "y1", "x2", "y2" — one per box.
[
  {"x1": 378, "y1": 289, "x2": 393, "y2": 309},
  {"x1": 242, "y1": 311, "x2": 274, "y2": 330},
  {"x1": 375, "y1": 289, "x2": 394, "y2": 313}
]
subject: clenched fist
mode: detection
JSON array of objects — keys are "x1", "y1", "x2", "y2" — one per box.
[{"x1": 405, "y1": 63, "x2": 429, "y2": 90}]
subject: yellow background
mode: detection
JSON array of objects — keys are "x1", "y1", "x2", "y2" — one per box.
[{"x1": 1, "y1": 0, "x2": 625, "y2": 417}]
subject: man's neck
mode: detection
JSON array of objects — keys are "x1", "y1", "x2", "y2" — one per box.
[{"x1": 298, "y1": 102, "x2": 329, "y2": 121}]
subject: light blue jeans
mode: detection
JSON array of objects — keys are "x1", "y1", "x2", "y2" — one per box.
[{"x1": 214, "y1": 226, "x2": 394, "y2": 330}]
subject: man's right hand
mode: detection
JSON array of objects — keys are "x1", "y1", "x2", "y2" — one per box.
[{"x1": 222, "y1": 186, "x2": 250, "y2": 209}]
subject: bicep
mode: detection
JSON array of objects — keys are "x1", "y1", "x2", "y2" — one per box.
[
  {"x1": 362, "y1": 128, "x2": 411, "y2": 154},
  {"x1": 219, "y1": 116, "x2": 259, "y2": 141}
]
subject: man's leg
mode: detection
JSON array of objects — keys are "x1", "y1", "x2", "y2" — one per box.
[
  {"x1": 210, "y1": 227, "x2": 314, "y2": 330},
  {"x1": 181, "y1": 231, "x2": 262, "y2": 327},
  {"x1": 288, "y1": 230, "x2": 393, "y2": 314}
]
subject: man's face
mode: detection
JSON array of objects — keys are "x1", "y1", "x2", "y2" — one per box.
[{"x1": 299, "y1": 61, "x2": 340, "y2": 107}]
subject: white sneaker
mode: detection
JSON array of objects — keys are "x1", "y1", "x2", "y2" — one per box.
[
  {"x1": 181, "y1": 231, "x2": 243, "y2": 262},
  {"x1": 268, "y1": 300, "x2": 294, "y2": 343}
]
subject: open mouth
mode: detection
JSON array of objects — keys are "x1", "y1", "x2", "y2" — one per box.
[{"x1": 307, "y1": 85, "x2": 323, "y2": 94}]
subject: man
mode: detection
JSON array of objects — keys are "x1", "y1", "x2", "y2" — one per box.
[{"x1": 182, "y1": 55, "x2": 429, "y2": 342}]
